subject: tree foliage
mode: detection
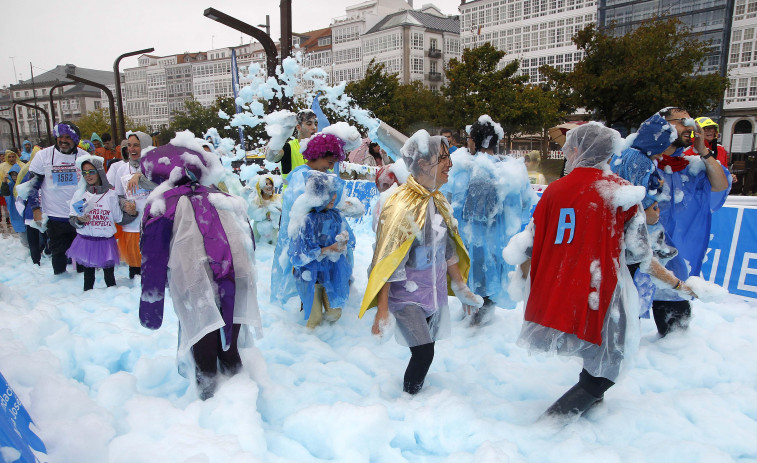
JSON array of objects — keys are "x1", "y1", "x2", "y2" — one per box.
[
  {"x1": 344, "y1": 60, "x2": 445, "y2": 134},
  {"x1": 76, "y1": 108, "x2": 148, "y2": 141},
  {"x1": 442, "y1": 42, "x2": 563, "y2": 138},
  {"x1": 541, "y1": 17, "x2": 729, "y2": 129}
]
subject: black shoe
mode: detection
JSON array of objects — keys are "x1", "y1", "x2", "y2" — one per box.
[
  {"x1": 128, "y1": 266, "x2": 141, "y2": 279},
  {"x1": 196, "y1": 373, "x2": 217, "y2": 401},
  {"x1": 470, "y1": 299, "x2": 495, "y2": 326},
  {"x1": 543, "y1": 384, "x2": 602, "y2": 418}
]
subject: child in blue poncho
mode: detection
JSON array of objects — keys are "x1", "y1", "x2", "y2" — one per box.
[{"x1": 288, "y1": 171, "x2": 355, "y2": 329}]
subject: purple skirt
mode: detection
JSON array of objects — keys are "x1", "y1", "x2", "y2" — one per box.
[{"x1": 66, "y1": 234, "x2": 120, "y2": 268}]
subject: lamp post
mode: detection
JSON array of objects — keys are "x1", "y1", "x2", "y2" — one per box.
[
  {"x1": 114, "y1": 48, "x2": 154, "y2": 143},
  {"x1": 13, "y1": 100, "x2": 51, "y2": 144},
  {"x1": 66, "y1": 73, "x2": 117, "y2": 144},
  {"x1": 48, "y1": 81, "x2": 76, "y2": 126}
]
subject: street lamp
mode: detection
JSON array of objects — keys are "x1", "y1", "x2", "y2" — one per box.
[
  {"x1": 114, "y1": 48, "x2": 154, "y2": 143},
  {"x1": 13, "y1": 100, "x2": 51, "y2": 144},
  {"x1": 203, "y1": 8, "x2": 278, "y2": 80},
  {"x1": 66, "y1": 73, "x2": 117, "y2": 144}
]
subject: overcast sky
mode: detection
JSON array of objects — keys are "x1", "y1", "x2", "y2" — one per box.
[{"x1": 2, "y1": 0, "x2": 462, "y2": 88}]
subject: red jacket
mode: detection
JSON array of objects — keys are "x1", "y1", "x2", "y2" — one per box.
[
  {"x1": 527, "y1": 168, "x2": 637, "y2": 345},
  {"x1": 683, "y1": 140, "x2": 728, "y2": 167}
]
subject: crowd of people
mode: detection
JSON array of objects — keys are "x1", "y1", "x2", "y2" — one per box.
[{"x1": 1, "y1": 107, "x2": 731, "y2": 411}]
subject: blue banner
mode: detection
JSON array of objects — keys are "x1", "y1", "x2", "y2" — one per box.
[
  {"x1": 701, "y1": 204, "x2": 757, "y2": 300},
  {"x1": 230, "y1": 49, "x2": 245, "y2": 147},
  {"x1": 0, "y1": 371, "x2": 48, "y2": 462}
]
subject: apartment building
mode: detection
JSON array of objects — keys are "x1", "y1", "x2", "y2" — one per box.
[{"x1": 458, "y1": 0, "x2": 597, "y2": 83}]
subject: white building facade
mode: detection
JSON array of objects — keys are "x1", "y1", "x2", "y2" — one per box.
[
  {"x1": 458, "y1": 0, "x2": 597, "y2": 83},
  {"x1": 722, "y1": 0, "x2": 757, "y2": 155}
]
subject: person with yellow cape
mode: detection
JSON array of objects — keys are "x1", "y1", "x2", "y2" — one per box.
[{"x1": 359, "y1": 130, "x2": 484, "y2": 395}]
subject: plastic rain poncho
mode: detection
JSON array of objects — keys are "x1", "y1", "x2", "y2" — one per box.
[
  {"x1": 138, "y1": 139, "x2": 262, "y2": 360},
  {"x1": 442, "y1": 148, "x2": 535, "y2": 308},
  {"x1": 507, "y1": 123, "x2": 652, "y2": 380},
  {"x1": 654, "y1": 147, "x2": 731, "y2": 301},
  {"x1": 288, "y1": 171, "x2": 355, "y2": 319},
  {"x1": 271, "y1": 164, "x2": 313, "y2": 305},
  {"x1": 360, "y1": 130, "x2": 473, "y2": 347},
  {"x1": 248, "y1": 174, "x2": 282, "y2": 244}
]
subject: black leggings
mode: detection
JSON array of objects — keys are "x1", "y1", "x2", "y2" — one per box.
[
  {"x1": 403, "y1": 342, "x2": 435, "y2": 394},
  {"x1": 83, "y1": 266, "x2": 116, "y2": 291},
  {"x1": 192, "y1": 324, "x2": 243, "y2": 378}
]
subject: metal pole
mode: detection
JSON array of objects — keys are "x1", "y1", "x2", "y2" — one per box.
[
  {"x1": 14, "y1": 100, "x2": 51, "y2": 144},
  {"x1": 66, "y1": 73, "x2": 117, "y2": 143},
  {"x1": 280, "y1": 0, "x2": 292, "y2": 61},
  {"x1": 29, "y1": 63, "x2": 42, "y2": 142},
  {"x1": 114, "y1": 47, "x2": 154, "y2": 143},
  {"x1": 0, "y1": 116, "x2": 16, "y2": 149},
  {"x1": 203, "y1": 7, "x2": 280, "y2": 109},
  {"x1": 48, "y1": 81, "x2": 76, "y2": 126}
]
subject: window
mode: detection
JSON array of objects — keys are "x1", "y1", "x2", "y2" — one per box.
[
  {"x1": 738, "y1": 77, "x2": 749, "y2": 97},
  {"x1": 318, "y1": 36, "x2": 332, "y2": 46},
  {"x1": 430, "y1": 38, "x2": 438, "y2": 51},
  {"x1": 411, "y1": 56, "x2": 424, "y2": 74},
  {"x1": 411, "y1": 32, "x2": 424, "y2": 50}
]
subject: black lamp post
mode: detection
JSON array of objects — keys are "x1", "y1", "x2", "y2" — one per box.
[
  {"x1": 66, "y1": 73, "x2": 117, "y2": 145},
  {"x1": 114, "y1": 48, "x2": 154, "y2": 142}
]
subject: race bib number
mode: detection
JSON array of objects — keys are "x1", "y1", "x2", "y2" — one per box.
[{"x1": 51, "y1": 165, "x2": 77, "y2": 187}]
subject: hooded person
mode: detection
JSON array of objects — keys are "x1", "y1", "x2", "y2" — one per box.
[
  {"x1": 25, "y1": 121, "x2": 90, "y2": 274},
  {"x1": 270, "y1": 132, "x2": 344, "y2": 307},
  {"x1": 14, "y1": 147, "x2": 44, "y2": 264},
  {"x1": 503, "y1": 122, "x2": 695, "y2": 419},
  {"x1": 20, "y1": 140, "x2": 33, "y2": 162},
  {"x1": 651, "y1": 107, "x2": 730, "y2": 336},
  {"x1": 288, "y1": 171, "x2": 355, "y2": 329},
  {"x1": 248, "y1": 174, "x2": 282, "y2": 245},
  {"x1": 112, "y1": 131, "x2": 154, "y2": 278},
  {"x1": 90, "y1": 133, "x2": 103, "y2": 150},
  {"x1": 610, "y1": 113, "x2": 684, "y2": 317},
  {"x1": 4, "y1": 164, "x2": 26, "y2": 236},
  {"x1": 66, "y1": 155, "x2": 137, "y2": 290},
  {"x1": 360, "y1": 130, "x2": 483, "y2": 395},
  {"x1": 138, "y1": 133, "x2": 262, "y2": 400},
  {"x1": 441, "y1": 115, "x2": 536, "y2": 326},
  {"x1": 78, "y1": 139, "x2": 95, "y2": 154}
]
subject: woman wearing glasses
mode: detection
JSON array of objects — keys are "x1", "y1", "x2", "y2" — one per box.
[{"x1": 66, "y1": 155, "x2": 138, "y2": 291}]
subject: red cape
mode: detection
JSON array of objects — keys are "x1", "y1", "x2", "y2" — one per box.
[{"x1": 527, "y1": 168, "x2": 637, "y2": 345}]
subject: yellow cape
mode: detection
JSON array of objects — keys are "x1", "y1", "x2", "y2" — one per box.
[{"x1": 358, "y1": 175, "x2": 470, "y2": 318}]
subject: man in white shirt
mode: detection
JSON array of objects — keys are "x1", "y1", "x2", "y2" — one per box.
[{"x1": 26, "y1": 122, "x2": 89, "y2": 274}]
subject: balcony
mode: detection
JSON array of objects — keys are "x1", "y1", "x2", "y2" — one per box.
[
  {"x1": 428, "y1": 71, "x2": 442, "y2": 82},
  {"x1": 428, "y1": 48, "x2": 442, "y2": 59}
]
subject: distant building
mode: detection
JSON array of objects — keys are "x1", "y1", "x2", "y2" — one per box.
[
  {"x1": 3, "y1": 64, "x2": 118, "y2": 146},
  {"x1": 458, "y1": 0, "x2": 597, "y2": 83}
]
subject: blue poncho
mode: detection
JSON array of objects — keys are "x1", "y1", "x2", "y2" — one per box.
[
  {"x1": 271, "y1": 164, "x2": 311, "y2": 305},
  {"x1": 655, "y1": 148, "x2": 731, "y2": 301},
  {"x1": 288, "y1": 172, "x2": 355, "y2": 319},
  {"x1": 442, "y1": 150, "x2": 535, "y2": 308}
]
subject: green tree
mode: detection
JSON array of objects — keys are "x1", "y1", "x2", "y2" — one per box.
[
  {"x1": 76, "y1": 108, "x2": 148, "y2": 141},
  {"x1": 541, "y1": 17, "x2": 729, "y2": 129},
  {"x1": 442, "y1": 43, "x2": 562, "y2": 141},
  {"x1": 345, "y1": 60, "x2": 402, "y2": 128},
  {"x1": 161, "y1": 96, "x2": 264, "y2": 147},
  {"x1": 392, "y1": 81, "x2": 444, "y2": 133}
]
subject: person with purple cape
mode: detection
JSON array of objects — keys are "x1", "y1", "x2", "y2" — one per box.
[{"x1": 138, "y1": 132, "x2": 263, "y2": 400}]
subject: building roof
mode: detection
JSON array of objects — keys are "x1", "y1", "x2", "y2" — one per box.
[
  {"x1": 12, "y1": 64, "x2": 116, "y2": 88},
  {"x1": 300, "y1": 27, "x2": 333, "y2": 53},
  {"x1": 365, "y1": 9, "x2": 459, "y2": 35}
]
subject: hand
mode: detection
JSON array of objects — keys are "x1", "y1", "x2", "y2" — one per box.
[
  {"x1": 372, "y1": 310, "x2": 390, "y2": 336},
  {"x1": 678, "y1": 282, "x2": 696, "y2": 298},
  {"x1": 33, "y1": 209, "x2": 42, "y2": 223},
  {"x1": 323, "y1": 241, "x2": 346, "y2": 254},
  {"x1": 691, "y1": 121, "x2": 708, "y2": 156},
  {"x1": 123, "y1": 200, "x2": 137, "y2": 215},
  {"x1": 77, "y1": 214, "x2": 91, "y2": 223},
  {"x1": 127, "y1": 173, "x2": 141, "y2": 194},
  {"x1": 462, "y1": 304, "x2": 478, "y2": 316}
]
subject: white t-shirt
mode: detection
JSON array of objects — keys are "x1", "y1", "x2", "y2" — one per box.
[
  {"x1": 106, "y1": 160, "x2": 125, "y2": 187},
  {"x1": 69, "y1": 188, "x2": 123, "y2": 238},
  {"x1": 113, "y1": 162, "x2": 149, "y2": 233},
  {"x1": 28, "y1": 146, "x2": 87, "y2": 219}
]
